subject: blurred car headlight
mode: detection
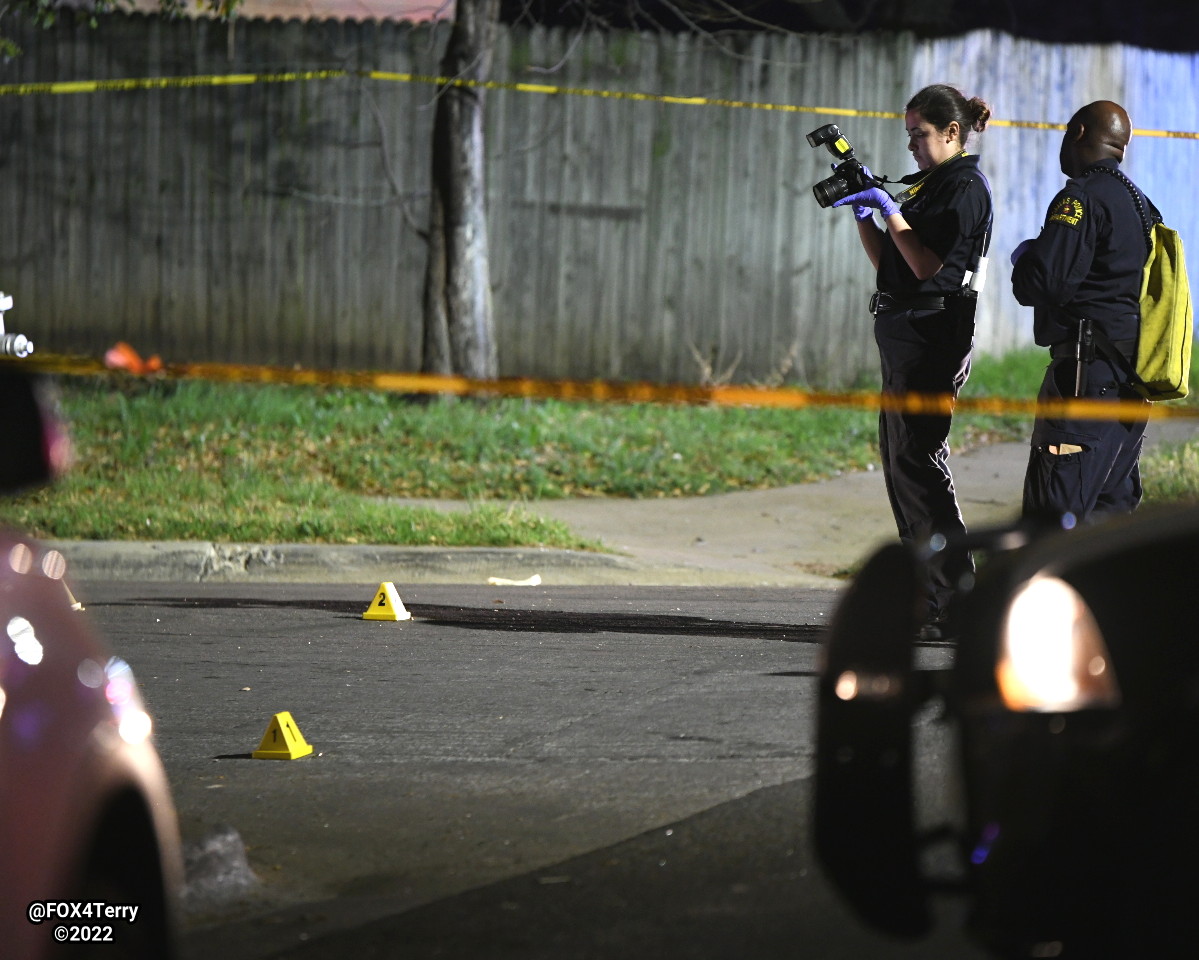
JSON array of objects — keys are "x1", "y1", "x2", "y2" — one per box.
[
  {"x1": 7, "y1": 615, "x2": 44, "y2": 666},
  {"x1": 996, "y1": 575, "x2": 1121, "y2": 712},
  {"x1": 104, "y1": 657, "x2": 154, "y2": 745}
]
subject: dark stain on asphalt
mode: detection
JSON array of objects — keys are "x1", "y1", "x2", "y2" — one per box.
[{"x1": 93, "y1": 596, "x2": 829, "y2": 644}]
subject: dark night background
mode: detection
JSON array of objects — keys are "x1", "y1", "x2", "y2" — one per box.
[{"x1": 501, "y1": 1, "x2": 1199, "y2": 53}]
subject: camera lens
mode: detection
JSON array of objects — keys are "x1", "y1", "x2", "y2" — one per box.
[
  {"x1": 0, "y1": 333, "x2": 33, "y2": 358},
  {"x1": 812, "y1": 172, "x2": 850, "y2": 209}
]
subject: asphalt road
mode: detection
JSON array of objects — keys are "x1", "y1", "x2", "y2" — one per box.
[{"x1": 76, "y1": 579, "x2": 991, "y2": 960}]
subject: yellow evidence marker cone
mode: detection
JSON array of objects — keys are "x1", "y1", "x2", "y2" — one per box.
[
  {"x1": 362, "y1": 581, "x2": 412, "y2": 622},
  {"x1": 252, "y1": 711, "x2": 314, "y2": 760}
]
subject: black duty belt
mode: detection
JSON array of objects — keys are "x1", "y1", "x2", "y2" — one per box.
[
  {"x1": 870, "y1": 291, "x2": 949, "y2": 315},
  {"x1": 1050, "y1": 338, "x2": 1137, "y2": 362}
]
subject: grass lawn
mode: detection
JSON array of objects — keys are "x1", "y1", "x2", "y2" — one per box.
[{"x1": 2, "y1": 346, "x2": 1196, "y2": 545}]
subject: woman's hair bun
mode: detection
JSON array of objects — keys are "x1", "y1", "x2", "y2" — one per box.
[
  {"x1": 968, "y1": 96, "x2": 992, "y2": 132},
  {"x1": 907, "y1": 85, "x2": 990, "y2": 143}
]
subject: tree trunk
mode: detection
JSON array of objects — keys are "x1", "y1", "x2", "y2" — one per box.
[{"x1": 421, "y1": 0, "x2": 500, "y2": 379}]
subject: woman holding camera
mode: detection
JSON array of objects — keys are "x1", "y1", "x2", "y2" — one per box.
[{"x1": 832, "y1": 83, "x2": 993, "y2": 640}]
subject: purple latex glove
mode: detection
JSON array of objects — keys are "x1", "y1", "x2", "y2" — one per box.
[
  {"x1": 1010, "y1": 238, "x2": 1035, "y2": 266},
  {"x1": 832, "y1": 187, "x2": 898, "y2": 219}
]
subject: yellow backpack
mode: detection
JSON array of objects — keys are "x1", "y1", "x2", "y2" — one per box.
[
  {"x1": 1134, "y1": 219, "x2": 1193, "y2": 400},
  {"x1": 1090, "y1": 166, "x2": 1193, "y2": 401}
]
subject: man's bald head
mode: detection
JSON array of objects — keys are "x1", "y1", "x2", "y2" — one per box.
[{"x1": 1060, "y1": 100, "x2": 1132, "y2": 177}]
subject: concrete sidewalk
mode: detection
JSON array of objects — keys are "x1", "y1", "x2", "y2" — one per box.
[
  {"x1": 51, "y1": 443, "x2": 1026, "y2": 588},
  {"x1": 53, "y1": 420, "x2": 1198, "y2": 588}
]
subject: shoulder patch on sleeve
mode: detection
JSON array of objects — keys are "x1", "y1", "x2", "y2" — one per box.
[{"x1": 1048, "y1": 196, "x2": 1084, "y2": 228}]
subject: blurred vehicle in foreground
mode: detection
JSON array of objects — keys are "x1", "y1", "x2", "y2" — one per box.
[
  {"x1": 814, "y1": 505, "x2": 1199, "y2": 959},
  {"x1": 0, "y1": 368, "x2": 183, "y2": 959}
]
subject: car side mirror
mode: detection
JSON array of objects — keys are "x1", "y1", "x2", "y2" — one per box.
[{"x1": 813, "y1": 541, "x2": 931, "y2": 937}]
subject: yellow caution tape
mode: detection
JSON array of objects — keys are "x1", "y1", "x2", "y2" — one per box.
[
  {"x1": 0, "y1": 70, "x2": 348, "y2": 96},
  {"x1": 0, "y1": 67, "x2": 1195, "y2": 140},
  {"x1": 11, "y1": 352, "x2": 1195, "y2": 424}
]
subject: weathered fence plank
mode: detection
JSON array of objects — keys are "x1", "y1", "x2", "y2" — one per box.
[{"x1": 0, "y1": 14, "x2": 1195, "y2": 386}]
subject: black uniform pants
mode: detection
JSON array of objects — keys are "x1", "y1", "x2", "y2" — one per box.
[
  {"x1": 874, "y1": 304, "x2": 976, "y2": 620},
  {"x1": 1023, "y1": 355, "x2": 1148, "y2": 523}
]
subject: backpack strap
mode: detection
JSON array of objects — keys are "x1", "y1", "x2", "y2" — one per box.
[
  {"x1": 1088, "y1": 322, "x2": 1149, "y2": 394},
  {"x1": 1084, "y1": 164, "x2": 1157, "y2": 257},
  {"x1": 1076, "y1": 164, "x2": 1160, "y2": 393},
  {"x1": 1060, "y1": 318, "x2": 1146, "y2": 397}
]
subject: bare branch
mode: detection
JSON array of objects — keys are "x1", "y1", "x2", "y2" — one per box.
[
  {"x1": 687, "y1": 339, "x2": 742, "y2": 387},
  {"x1": 525, "y1": 24, "x2": 585, "y2": 74},
  {"x1": 363, "y1": 79, "x2": 431, "y2": 241}
]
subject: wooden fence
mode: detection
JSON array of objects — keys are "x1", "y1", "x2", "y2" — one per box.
[{"x1": 0, "y1": 14, "x2": 1195, "y2": 386}]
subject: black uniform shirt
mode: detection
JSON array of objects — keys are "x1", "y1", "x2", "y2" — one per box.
[
  {"x1": 876, "y1": 152, "x2": 992, "y2": 296},
  {"x1": 1011, "y1": 157, "x2": 1148, "y2": 345}
]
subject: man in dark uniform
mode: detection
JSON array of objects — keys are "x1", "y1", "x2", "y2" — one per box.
[{"x1": 1011, "y1": 100, "x2": 1151, "y2": 524}]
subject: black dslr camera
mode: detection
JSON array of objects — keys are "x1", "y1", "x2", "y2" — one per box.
[{"x1": 807, "y1": 124, "x2": 885, "y2": 208}]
